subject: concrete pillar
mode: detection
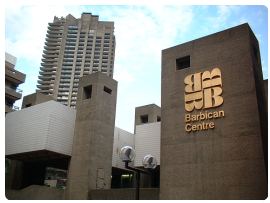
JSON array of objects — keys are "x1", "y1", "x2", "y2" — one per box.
[{"x1": 65, "y1": 72, "x2": 117, "y2": 199}]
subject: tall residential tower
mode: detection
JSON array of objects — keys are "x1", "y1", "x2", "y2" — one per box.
[{"x1": 37, "y1": 13, "x2": 115, "y2": 108}]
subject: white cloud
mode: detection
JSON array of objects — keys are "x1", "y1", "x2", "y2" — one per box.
[
  {"x1": 5, "y1": 5, "x2": 83, "y2": 63},
  {"x1": 6, "y1": 5, "x2": 267, "y2": 132},
  {"x1": 5, "y1": 5, "x2": 195, "y2": 132}
]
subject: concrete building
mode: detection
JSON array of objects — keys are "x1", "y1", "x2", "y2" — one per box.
[
  {"x1": 5, "y1": 52, "x2": 26, "y2": 114},
  {"x1": 134, "y1": 104, "x2": 161, "y2": 131},
  {"x1": 21, "y1": 92, "x2": 54, "y2": 109},
  {"x1": 160, "y1": 23, "x2": 267, "y2": 199},
  {"x1": 5, "y1": 23, "x2": 268, "y2": 200},
  {"x1": 5, "y1": 100, "x2": 76, "y2": 189},
  {"x1": 37, "y1": 13, "x2": 115, "y2": 108}
]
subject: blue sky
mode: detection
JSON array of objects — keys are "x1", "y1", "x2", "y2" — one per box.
[{"x1": 5, "y1": 5, "x2": 268, "y2": 132}]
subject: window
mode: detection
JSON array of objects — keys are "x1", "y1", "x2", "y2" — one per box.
[
  {"x1": 140, "y1": 115, "x2": 148, "y2": 124},
  {"x1": 176, "y1": 55, "x2": 190, "y2": 70},
  {"x1": 103, "y1": 86, "x2": 112, "y2": 94},
  {"x1": 157, "y1": 116, "x2": 161, "y2": 122},
  {"x1": 83, "y1": 85, "x2": 92, "y2": 99}
]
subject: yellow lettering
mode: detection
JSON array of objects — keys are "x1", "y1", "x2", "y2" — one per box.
[
  {"x1": 209, "y1": 122, "x2": 215, "y2": 129},
  {"x1": 185, "y1": 124, "x2": 192, "y2": 132},
  {"x1": 213, "y1": 111, "x2": 218, "y2": 118},
  {"x1": 184, "y1": 72, "x2": 202, "y2": 93},
  {"x1": 185, "y1": 114, "x2": 190, "y2": 122},
  {"x1": 185, "y1": 91, "x2": 203, "y2": 112},
  {"x1": 202, "y1": 68, "x2": 222, "y2": 89},
  {"x1": 219, "y1": 110, "x2": 225, "y2": 117}
]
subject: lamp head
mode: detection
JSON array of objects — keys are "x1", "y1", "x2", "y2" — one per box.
[
  {"x1": 119, "y1": 146, "x2": 135, "y2": 162},
  {"x1": 142, "y1": 154, "x2": 157, "y2": 169}
]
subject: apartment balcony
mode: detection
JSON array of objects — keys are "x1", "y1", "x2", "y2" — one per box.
[
  {"x1": 5, "y1": 67, "x2": 26, "y2": 85},
  {"x1": 43, "y1": 49, "x2": 59, "y2": 54},
  {"x1": 38, "y1": 75, "x2": 55, "y2": 80},
  {"x1": 46, "y1": 37, "x2": 61, "y2": 43},
  {"x1": 59, "y1": 84, "x2": 70, "y2": 88},
  {"x1": 67, "y1": 34, "x2": 77, "y2": 39},
  {"x1": 46, "y1": 33, "x2": 62, "y2": 38},
  {"x1": 45, "y1": 41, "x2": 61, "y2": 47},
  {"x1": 47, "y1": 30, "x2": 62, "y2": 35},
  {"x1": 64, "y1": 50, "x2": 75, "y2": 54},
  {"x1": 42, "y1": 52, "x2": 59, "y2": 58},
  {"x1": 61, "y1": 68, "x2": 72, "y2": 73},
  {"x1": 37, "y1": 80, "x2": 54, "y2": 85},
  {"x1": 39, "y1": 71, "x2": 56, "y2": 76},
  {"x1": 44, "y1": 45, "x2": 60, "y2": 51},
  {"x1": 37, "y1": 84, "x2": 54, "y2": 90},
  {"x1": 40, "y1": 66, "x2": 57, "y2": 71},
  {"x1": 60, "y1": 75, "x2": 71, "y2": 80},
  {"x1": 41, "y1": 58, "x2": 58, "y2": 63},
  {"x1": 67, "y1": 30, "x2": 78, "y2": 34},
  {"x1": 5, "y1": 86, "x2": 22, "y2": 100},
  {"x1": 58, "y1": 92, "x2": 70, "y2": 97},
  {"x1": 37, "y1": 89, "x2": 53, "y2": 94},
  {"x1": 60, "y1": 78, "x2": 71, "y2": 83}
]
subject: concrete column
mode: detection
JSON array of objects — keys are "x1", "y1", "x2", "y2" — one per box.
[{"x1": 65, "y1": 72, "x2": 117, "y2": 199}]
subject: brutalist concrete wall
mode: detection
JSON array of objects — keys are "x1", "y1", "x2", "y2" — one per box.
[
  {"x1": 21, "y1": 92, "x2": 54, "y2": 109},
  {"x1": 6, "y1": 185, "x2": 64, "y2": 200},
  {"x1": 160, "y1": 23, "x2": 267, "y2": 200},
  {"x1": 89, "y1": 188, "x2": 159, "y2": 200},
  {"x1": 65, "y1": 72, "x2": 117, "y2": 199},
  {"x1": 264, "y1": 80, "x2": 267, "y2": 109},
  {"x1": 135, "y1": 104, "x2": 161, "y2": 127}
]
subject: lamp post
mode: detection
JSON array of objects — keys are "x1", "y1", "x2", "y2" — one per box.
[{"x1": 119, "y1": 146, "x2": 157, "y2": 200}]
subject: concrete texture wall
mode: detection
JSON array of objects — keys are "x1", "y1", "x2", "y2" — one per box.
[
  {"x1": 22, "y1": 92, "x2": 54, "y2": 109},
  {"x1": 134, "y1": 104, "x2": 161, "y2": 129},
  {"x1": 160, "y1": 24, "x2": 267, "y2": 199},
  {"x1": 6, "y1": 185, "x2": 64, "y2": 200},
  {"x1": 66, "y1": 72, "x2": 117, "y2": 199},
  {"x1": 89, "y1": 188, "x2": 159, "y2": 200},
  {"x1": 6, "y1": 186, "x2": 158, "y2": 200},
  {"x1": 263, "y1": 80, "x2": 268, "y2": 110}
]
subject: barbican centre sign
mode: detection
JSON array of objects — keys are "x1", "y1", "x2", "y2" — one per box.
[{"x1": 184, "y1": 68, "x2": 225, "y2": 132}]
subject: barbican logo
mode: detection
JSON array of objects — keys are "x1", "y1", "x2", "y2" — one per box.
[{"x1": 184, "y1": 68, "x2": 225, "y2": 133}]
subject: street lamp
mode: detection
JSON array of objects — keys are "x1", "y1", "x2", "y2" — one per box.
[{"x1": 119, "y1": 146, "x2": 157, "y2": 200}]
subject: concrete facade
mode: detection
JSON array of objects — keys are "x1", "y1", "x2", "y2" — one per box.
[
  {"x1": 5, "y1": 52, "x2": 26, "y2": 113},
  {"x1": 21, "y1": 92, "x2": 54, "y2": 109},
  {"x1": 134, "y1": 104, "x2": 161, "y2": 130},
  {"x1": 65, "y1": 72, "x2": 117, "y2": 199},
  {"x1": 160, "y1": 23, "x2": 267, "y2": 199}
]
